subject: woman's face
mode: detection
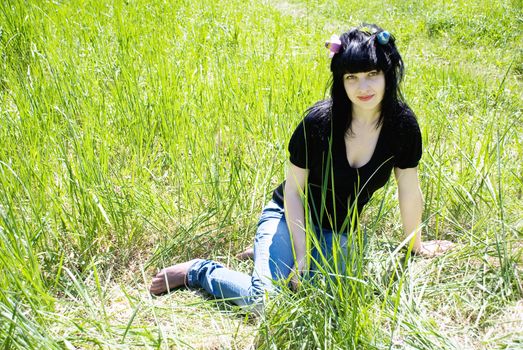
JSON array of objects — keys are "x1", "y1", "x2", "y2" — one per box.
[{"x1": 343, "y1": 70, "x2": 385, "y2": 115}]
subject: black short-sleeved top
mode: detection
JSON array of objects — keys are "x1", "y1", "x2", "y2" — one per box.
[{"x1": 272, "y1": 105, "x2": 422, "y2": 232}]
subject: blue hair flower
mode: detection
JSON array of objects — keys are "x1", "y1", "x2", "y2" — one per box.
[{"x1": 377, "y1": 31, "x2": 390, "y2": 45}]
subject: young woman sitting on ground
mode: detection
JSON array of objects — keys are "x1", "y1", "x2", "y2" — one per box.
[{"x1": 149, "y1": 24, "x2": 453, "y2": 307}]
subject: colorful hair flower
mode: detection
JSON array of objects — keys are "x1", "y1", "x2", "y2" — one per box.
[
  {"x1": 325, "y1": 34, "x2": 342, "y2": 58},
  {"x1": 376, "y1": 31, "x2": 390, "y2": 45}
]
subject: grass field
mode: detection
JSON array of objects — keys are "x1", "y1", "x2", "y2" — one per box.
[{"x1": 1, "y1": 0, "x2": 522, "y2": 348}]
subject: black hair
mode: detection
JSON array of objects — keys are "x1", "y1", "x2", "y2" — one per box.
[{"x1": 312, "y1": 24, "x2": 406, "y2": 137}]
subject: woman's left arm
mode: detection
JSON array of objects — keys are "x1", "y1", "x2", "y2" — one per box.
[
  {"x1": 394, "y1": 167, "x2": 453, "y2": 257},
  {"x1": 394, "y1": 167, "x2": 423, "y2": 253}
]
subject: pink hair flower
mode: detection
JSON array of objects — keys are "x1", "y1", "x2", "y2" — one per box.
[{"x1": 325, "y1": 34, "x2": 342, "y2": 58}]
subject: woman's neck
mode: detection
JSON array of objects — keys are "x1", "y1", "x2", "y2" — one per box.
[{"x1": 351, "y1": 109, "x2": 381, "y2": 127}]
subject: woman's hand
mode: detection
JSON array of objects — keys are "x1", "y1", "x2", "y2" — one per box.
[
  {"x1": 290, "y1": 268, "x2": 302, "y2": 291},
  {"x1": 414, "y1": 239, "x2": 454, "y2": 257}
]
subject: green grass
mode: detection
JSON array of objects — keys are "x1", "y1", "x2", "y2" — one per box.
[{"x1": 1, "y1": 0, "x2": 522, "y2": 348}]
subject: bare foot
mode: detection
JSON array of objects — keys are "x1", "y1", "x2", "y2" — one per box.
[
  {"x1": 149, "y1": 259, "x2": 200, "y2": 295},
  {"x1": 236, "y1": 247, "x2": 254, "y2": 261}
]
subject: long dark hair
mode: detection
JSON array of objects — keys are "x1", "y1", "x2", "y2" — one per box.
[{"x1": 310, "y1": 24, "x2": 406, "y2": 138}]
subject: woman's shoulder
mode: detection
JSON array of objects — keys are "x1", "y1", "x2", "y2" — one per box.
[
  {"x1": 288, "y1": 100, "x2": 332, "y2": 167},
  {"x1": 301, "y1": 99, "x2": 332, "y2": 134},
  {"x1": 386, "y1": 104, "x2": 423, "y2": 167},
  {"x1": 297, "y1": 100, "x2": 331, "y2": 139},
  {"x1": 387, "y1": 103, "x2": 420, "y2": 135},
  {"x1": 303, "y1": 99, "x2": 331, "y2": 120}
]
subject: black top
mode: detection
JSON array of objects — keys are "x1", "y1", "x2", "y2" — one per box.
[{"x1": 272, "y1": 105, "x2": 422, "y2": 232}]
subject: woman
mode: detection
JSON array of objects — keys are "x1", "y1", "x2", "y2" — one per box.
[{"x1": 149, "y1": 24, "x2": 452, "y2": 306}]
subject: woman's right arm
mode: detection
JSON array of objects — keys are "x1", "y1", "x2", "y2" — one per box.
[{"x1": 283, "y1": 162, "x2": 309, "y2": 273}]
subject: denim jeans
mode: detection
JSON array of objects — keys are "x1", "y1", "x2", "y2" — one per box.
[{"x1": 186, "y1": 200, "x2": 351, "y2": 308}]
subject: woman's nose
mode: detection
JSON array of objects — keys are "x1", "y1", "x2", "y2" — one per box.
[{"x1": 358, "y1": 78, "x2": 370, "y2": 91}]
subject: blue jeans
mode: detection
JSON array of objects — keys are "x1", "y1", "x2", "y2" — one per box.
[{"x1": 186, "y1": 200, "x2": 351, "y2": 308}]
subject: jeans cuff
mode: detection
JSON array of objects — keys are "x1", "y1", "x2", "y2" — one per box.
[{"x1": 186, "y1": 258, "x2": 205, "y2": 288}]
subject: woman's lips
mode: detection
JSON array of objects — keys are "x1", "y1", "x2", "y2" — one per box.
[{"x1": 357, "y1": 95, "x2": 374, "y2": 101}]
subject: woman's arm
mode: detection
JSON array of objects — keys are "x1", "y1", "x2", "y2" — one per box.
[
  {"x1": 283, "y1": 163, "x2": 309, "y2": 272},
  {"x1": 394, "y1": 167, "x2": 454, "y2": 257},
  {"x1": 394, "y1": 167, "x2": 423, "y2": 253}
]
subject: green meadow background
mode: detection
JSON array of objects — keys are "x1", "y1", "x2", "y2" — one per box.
[{"x1": 0, "y1": 0, "x2": 521, "y2": 348}]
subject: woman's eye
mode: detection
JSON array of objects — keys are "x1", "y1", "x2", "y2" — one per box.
[
  {"x1": 368, "y1": 71, "x2": 378, "y2": 77},
  {"x1": 345, "y1": 75, "x2": 356, "y2": 80}
]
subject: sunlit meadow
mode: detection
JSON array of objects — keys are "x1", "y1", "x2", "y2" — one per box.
[{"x1": 0, "y1": 0, "x2": 521, "y2": 348}]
